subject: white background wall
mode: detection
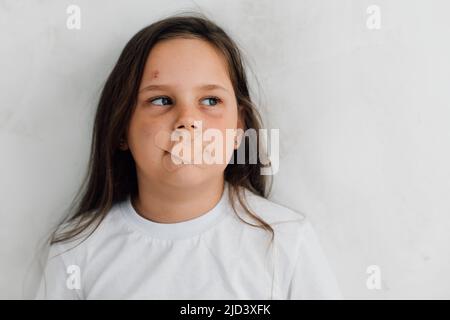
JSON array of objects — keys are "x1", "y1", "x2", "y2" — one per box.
[{"x1": 1, "y1": 0, "x2": 449, "y2": 299}]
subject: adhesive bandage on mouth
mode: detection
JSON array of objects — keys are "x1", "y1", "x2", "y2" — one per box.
[
  {"x1": 153, "y1": 124, "x2": 279, "y2": 175},
  {"x1": 153, "y1": 124, "x2": 240, "y2": 172}
]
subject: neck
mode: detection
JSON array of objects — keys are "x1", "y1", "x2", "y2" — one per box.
[{"x1": 132, "y1": 176, "x2": 225, "y2": 223}]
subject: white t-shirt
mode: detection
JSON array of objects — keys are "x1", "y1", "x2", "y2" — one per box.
[{"x1": 36, "y1": 182, "x2": 342, "y2": 299}]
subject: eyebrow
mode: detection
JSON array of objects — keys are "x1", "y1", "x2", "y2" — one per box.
[{"x1": 139, "y1": 84, "x2": 230, "y2": 94}]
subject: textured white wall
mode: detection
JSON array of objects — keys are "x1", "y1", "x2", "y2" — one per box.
[{"x1": 1, "y1": 0, "x2": 449, "y2": 299}]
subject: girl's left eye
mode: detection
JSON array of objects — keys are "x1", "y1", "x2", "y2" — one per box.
[{"x1": 201, "y1": 96, "x2": 222, "y2": 107}]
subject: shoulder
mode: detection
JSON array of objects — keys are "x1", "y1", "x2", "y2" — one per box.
[
  {"x1": 239, "y1": 187, "x2": 309, "y2": 236},
  {"x1": 236, "y1": 187, "x2": 323, "y2": 258},
  {"x1": 37, "y1": 201, "x2": 131, "y2": 299},
  {"x1": 238, "y1": 187, "x2": 326, "y2": 267},
  {"x1": 47, "y1": 200, "x2": 129, "y2": 261},
  {"x1": 239, "y1": 189, "x2": 341, "y2": 298},
  {"x1": 244, "y1": 188, "x2": 320, "y2": 244}
]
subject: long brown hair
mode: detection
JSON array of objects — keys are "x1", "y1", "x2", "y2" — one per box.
[{"x1": 50, "y1": 13, "x2": 275, "y2": 246}]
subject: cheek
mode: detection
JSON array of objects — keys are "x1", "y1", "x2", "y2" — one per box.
[
  {"x1": 128, "y1": 114, "x2": 167, "y2": 158},
  {"x1": 209, "y1": 108, "x2": 238, "y2": 131},
  {"x1": 206, "y1": 109, "x2": 239, "y2": 143}
]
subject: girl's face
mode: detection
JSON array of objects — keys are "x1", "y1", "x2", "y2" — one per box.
[{"x1": 125, "y1": 38, "x2": 242, "y2": 188}]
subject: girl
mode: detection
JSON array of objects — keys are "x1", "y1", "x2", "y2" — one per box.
[{"x1": 36, "y1": 14, "x2": 342, "y2": 300}]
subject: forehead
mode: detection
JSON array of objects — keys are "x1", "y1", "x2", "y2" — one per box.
[{"x1": 140, "y1": 38, "x2": 232, "y2": 88}]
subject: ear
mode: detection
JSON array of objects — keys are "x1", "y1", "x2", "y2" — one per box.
[
  {"x1": 237, "y1": 107, "x2": 244, "y2": 130},
  {"x1": 235, "y1": 107, "x2": 245, "y2": 149},
  {"x1": 119, "y1": 138, "x2": 129, "y2": 151}
]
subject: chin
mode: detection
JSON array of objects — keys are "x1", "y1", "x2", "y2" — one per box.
[{"x1": 163, "y1": 166, "x2": 208, "y2": 187}]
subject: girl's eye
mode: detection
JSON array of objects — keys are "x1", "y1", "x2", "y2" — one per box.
[
  {"x1": 148, "y1": 96, "x2": 172, "y2": 106},
  {"x1": 147, "y1": 96, "x2": 222, "y2": 107},
  {"x1": 201, "y1": 96, "x2": 222, "y2": 107}
]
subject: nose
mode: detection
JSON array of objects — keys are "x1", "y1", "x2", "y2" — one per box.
[
  {"x1": 175, "y1": 117, "x2": 197, "y2": 131},
  {"x1": 173, "y1": 105, "x2": 201, "y2": 134}
]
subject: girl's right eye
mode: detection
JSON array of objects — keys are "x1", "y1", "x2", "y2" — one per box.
[{"x1": 148, "y1": 96, "x2": 172, "y2": 106}]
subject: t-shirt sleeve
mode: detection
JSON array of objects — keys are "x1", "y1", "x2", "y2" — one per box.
[
  {"x1": 286, "y1": 220, "x2": 343, "y2": 300},
  {"x1": 34, "y1": 243, "x2": 82, "y2": 300}
]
